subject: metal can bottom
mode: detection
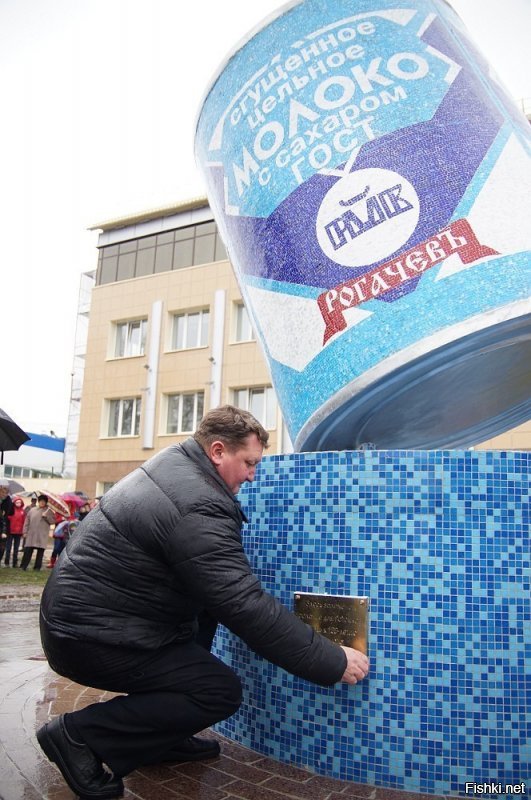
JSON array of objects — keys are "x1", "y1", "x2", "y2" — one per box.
[{"x1": 297, "y1": 308, "x2": 531, "y2": 451}]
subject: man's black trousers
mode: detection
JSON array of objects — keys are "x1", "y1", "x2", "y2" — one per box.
[{"x1": 39, "y1": 614, "x2": 242, "y2": 777}]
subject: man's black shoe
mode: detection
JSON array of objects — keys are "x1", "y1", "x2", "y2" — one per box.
[
  {"x1": 36, "y1": 715, "x2": 124, "y2": 799},
  {"x1": 163, "y1": 736, "x2": 221, "y2": 762}
]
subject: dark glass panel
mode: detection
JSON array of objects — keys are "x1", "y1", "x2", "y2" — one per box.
[
  {"x1": 174, "y1": 225, "x2": 195, "y2": 242},
  {"x1": 117, "y1": 252, "x2": 136, "y2": 281},
  {"x1": 173, "y1": 239, "x2": 194, "y2": 269},
  {"x1": 195, "y1": 221, "x2": 217, "y2": 236},
  {"x1": 136, "y1": 248, "x2": 155, "y2": 276},
  {"x1": 193, "y1": 233, "x2": 215, "y2": 265},
  {"x1": 215, "y1": 233, "x2": 228, "y2": 261},
  {"x1": 157, "y1": 231, "x2": 174, "y2": 245},
  {"x1": 181, "y1": 394, "x2": 195, "y2": 432},
  {"x1": 137, "y1": 234, "x2": 157, "y2": 250},
  {"x1": 100, "y1": 256, "x2": 118, "y2": 284},
  {"x1": 155, "y1": 243, "x2": 173, "y2": 273}
]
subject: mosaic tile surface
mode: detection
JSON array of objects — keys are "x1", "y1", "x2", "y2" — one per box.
[
  {"x1": 196, "y1": 0, "x2": 531, "y2": 450},
  {"x1": 213, "y1": 450, "x2": 530, "y2": 797}
]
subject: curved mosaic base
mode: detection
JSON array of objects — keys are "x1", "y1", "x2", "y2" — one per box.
[{"x1": 212, "y1": 450, "x2": 530, "y2": 797}]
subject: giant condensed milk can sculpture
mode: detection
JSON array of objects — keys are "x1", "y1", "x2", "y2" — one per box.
[{"x1": 195, "y1": 0, "x2": 531, "y2": 451}]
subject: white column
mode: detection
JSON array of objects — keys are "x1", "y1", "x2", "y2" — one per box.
[
  {"x1": 210, "y1": 290, "x2": 226, "y2": 409},
  {"x1": 142, "y1": 300, "x2": 162, "y2": 450}
]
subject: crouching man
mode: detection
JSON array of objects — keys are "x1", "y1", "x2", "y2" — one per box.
[{"x1": 38, "y1": 405, "x2": 369, "y2": 799}]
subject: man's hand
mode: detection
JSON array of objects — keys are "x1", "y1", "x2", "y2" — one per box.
[{"x1": 340, "y1": 646, "x2": 369, "y2": 684}]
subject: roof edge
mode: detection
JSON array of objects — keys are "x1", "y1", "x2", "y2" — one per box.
[{"x1": 89, "y1": 196, "x2": 210, "y2": 232}]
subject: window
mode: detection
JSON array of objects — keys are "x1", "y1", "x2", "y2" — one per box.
[
  {"x1": 173, "y1": 237, "x2": 194, "y2": 269},
  {"x1": 5, "y1": 465, "x2": 55, "y2": 479},
  {"x1": 99, "y1": 253, "x2": 118, "y2": 284},
  {"x1": 97, "y1": 482, "x2": 115, "y2": 496},
  {"x1": 233, "y1": 386, "x2": 277, "y2": 430},
  {"x1": 136, "y1": 247, "x2": 155, "y2": 277},
  {"x1": 215, "y1": 234, "x2": 227, "y2": 261},
  {"x1": 171, "y1": 309, "x2": 209, "y2": 350},
  {"x1": 114, "y1": 319, "x2": 147, "y2": 358},
  {"x1": 194, "y1": 225, "x2": 216, "y2": 264},
  {"x1": 155, "y1": 243, "x2": 173, "y2": 273},
  {"x1": 107, "y1": 397, "x2": 141, "y2": 437},
  {"x1": 166, "y1": 392, "x2": 204, "y2": 434},
  {"x1": 234, "y1": 303, "x2": 254, "y2": 342},
  {"x1": 116, "y1": 251, "x2": 136, "y2": 281},
  {"x1": 96, "y1": 222, "x2": 230, "y2": 286}
]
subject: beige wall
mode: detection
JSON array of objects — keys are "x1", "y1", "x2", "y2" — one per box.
[
  {"x1": 18, "y1": 478, "x2": 76, "y2": 496},
  {"x1": 475, "y1": 419, "x2": 531, "y2": 450},
  {"x1": 76, "y1": 461, "x2": 142, "y2": 497},
  {"x1": 76, "y1": 259, "x2": 279, "y2": 496}
]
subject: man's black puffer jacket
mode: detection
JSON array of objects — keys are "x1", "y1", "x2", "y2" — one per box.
[{"x1": 41, "y1": 438, "x2": 346, "y2": 687}]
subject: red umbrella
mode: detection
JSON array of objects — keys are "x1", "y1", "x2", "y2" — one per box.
[
  {"x1": 61, "y1": 493, "x2": 88, "y2": 508},
  {"x1": 38, "y1": 490, "x2": 70, "y2": 518}
]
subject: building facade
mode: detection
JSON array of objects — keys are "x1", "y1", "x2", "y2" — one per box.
[
  {"x1": 2, "y1": 433, "x2": 66, "y2": 481},
  {"x1": 63, "y1": 270, "x2": 95, "y2": 479},
  {"x1": 75, "y1": 198, "x2": 530, "y2": 498},
  {"x1": 76, "y1": 198, "x2": 291, "y2": 497}
]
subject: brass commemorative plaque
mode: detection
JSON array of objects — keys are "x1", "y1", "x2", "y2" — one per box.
[{"x1": 294, "y1": 592, "x2": 369, "y2": 654}]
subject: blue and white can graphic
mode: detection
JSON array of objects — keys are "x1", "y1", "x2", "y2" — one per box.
[{"x1": 195, "y1": 0, "x2": 531, "y2": 451}]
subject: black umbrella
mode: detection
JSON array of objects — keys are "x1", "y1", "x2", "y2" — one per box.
[{"x1": 0, "y1": 408, "x2": 30, "y2": 465}]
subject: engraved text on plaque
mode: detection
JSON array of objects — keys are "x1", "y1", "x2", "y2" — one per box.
[{"x1": 294, "y1": 592, "x2": 369, "y2": 654}]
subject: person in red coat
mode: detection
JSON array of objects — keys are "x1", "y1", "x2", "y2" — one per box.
[{"x1": 5, "y1": 496, "x2": 26, "y2": 567}]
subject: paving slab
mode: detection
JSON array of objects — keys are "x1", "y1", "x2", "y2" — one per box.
[{"x1": 0, "y1": 598, "x2": 451, "y2": 800}]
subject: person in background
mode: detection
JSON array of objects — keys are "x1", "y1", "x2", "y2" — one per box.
[
  {"x1": 0, "y1": 479, "x2": 14, "y2": 563},
  {"x1": 25, "y1": 495, "x2": 37, "y2": 516},
  {"x1": 47, "y1": 519, "x2": 78, "y2": 568},
  {"x1": 5, "y1": 496, "x2": 26, "y2": 567},
  {"x1": 22, "y1": 494, "x2": 38, "y2": 548},
  {"x1": 37, "y1": 405, "x2": 369, "y2": 800},
  {"x1": 78, "y1": 502, "x2": 91, "y2": 521},
  {"x1": 20, "y1": 494, "x2": 55, "y2": 571}
]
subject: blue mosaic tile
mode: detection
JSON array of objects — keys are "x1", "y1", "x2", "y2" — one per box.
[{"x1": 212, "y1": 450, "x2": 530, "y2": 796}]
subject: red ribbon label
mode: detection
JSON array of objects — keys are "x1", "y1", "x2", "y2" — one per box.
[{"x1": 317, "y1": 218, "x2": 498, "y2": 344}]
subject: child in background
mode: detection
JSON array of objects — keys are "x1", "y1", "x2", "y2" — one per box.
[{"x1": 47, "y1": 519, "x2": 79, "y2": 568}]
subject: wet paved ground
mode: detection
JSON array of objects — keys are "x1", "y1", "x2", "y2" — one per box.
[{"x1": 0, "y1": 587, "x2": 448, "y2": 800}]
